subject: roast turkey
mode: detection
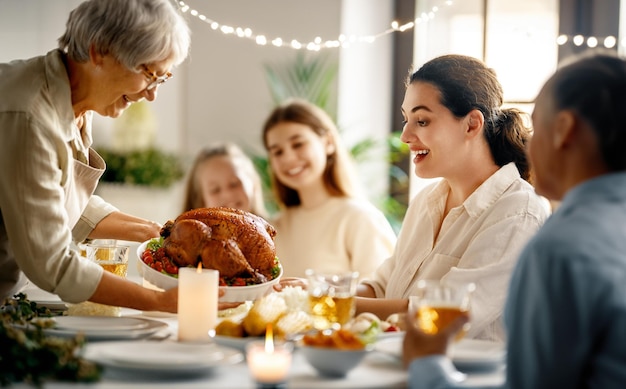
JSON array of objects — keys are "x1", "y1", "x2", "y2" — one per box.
[{"x1": 160, "y1": 207, "x2": 278, "y2": 283}]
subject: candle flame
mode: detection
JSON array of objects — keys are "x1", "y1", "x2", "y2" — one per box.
[
  {"x1": 264, "y1": 323, "x2": 274, "y2": 353},
  {"x1": 196, "y1": 262, "x2": 203, "y2": 273}
]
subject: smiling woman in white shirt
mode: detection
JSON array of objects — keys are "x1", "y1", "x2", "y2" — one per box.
[{"x1": 356, "y1": 54, "x2": 551, "y2": 341}]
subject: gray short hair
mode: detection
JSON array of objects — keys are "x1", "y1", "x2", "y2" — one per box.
[{"x1": 58, "y1": 0, "x2": 190, "y2": 71}]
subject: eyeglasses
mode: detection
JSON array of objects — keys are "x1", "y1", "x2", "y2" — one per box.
[{"x1": 141, "y1": 65, "x2": 172, "y2": 90}]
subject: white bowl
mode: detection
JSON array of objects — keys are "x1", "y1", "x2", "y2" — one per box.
[
  {"x1": 136, "y1": 240, "x2": 282, "y2": 303},
  {"x1": 299, "y1": 345, "x2": 370, "y2": 377}
]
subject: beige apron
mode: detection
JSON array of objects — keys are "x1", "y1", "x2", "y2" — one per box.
[
  {"x1": 0, "y1": 140, "x2": 105, "y2": 299},
  {"x1": 65, "y1": 148, "x2": 106, "y2": 228}
]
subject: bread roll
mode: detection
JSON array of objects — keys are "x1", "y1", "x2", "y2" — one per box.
[
  {"x1": 275, "y1": 310, "x2": 313, "y2": 338},
  {"x1": 242, "y1": 293, "x2": 287, "y2": 336},
  {"x1": 215, "y1": 319, "x2": 245, "y2": 337}
]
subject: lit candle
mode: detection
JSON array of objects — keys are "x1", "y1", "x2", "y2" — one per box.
[
  {"x1": 246, "y1": 324, "x2": 293, "y2": 387},
  {"x1": 178, "y1": 264, "x2": 218, "y2": 342}
]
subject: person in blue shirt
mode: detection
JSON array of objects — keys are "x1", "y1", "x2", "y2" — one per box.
[{"x1": 403, "y1": 51, "x2": 626, "y2": 389}]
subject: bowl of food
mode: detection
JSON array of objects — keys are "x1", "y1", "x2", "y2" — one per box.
[
  {"x1": 137, "y1": 239, "x2": 282, "y2": 302},
  {"x1": 136, "y1": 207, "x2": 282, "y2": 302},
  {"x1": 213, "y1": 287, "x2": 312, "y2": 351},
  {"x1": 300, "y1": 346, "x2": 369, "y2": 377},
  {"x1": 299, "y1": 329, "x2": 371, "y2": 377}
]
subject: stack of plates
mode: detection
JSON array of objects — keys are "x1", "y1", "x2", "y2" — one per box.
[{"x1": 42, "y1": 316, "x2": 168, "y2": 341}]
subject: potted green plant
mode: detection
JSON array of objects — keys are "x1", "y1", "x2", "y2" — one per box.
[
  {"x1": 95, "y1": 101, "x2": 184, "y2": 188},
  {"x1": 96, "y1": 148, "x2": 184, "y2": 188}
]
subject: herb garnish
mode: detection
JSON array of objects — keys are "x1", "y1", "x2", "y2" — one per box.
[{"x1": 0, "y1": 293, "x2": 101, "y2": 387}]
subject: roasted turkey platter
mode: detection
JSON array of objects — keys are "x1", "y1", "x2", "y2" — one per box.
[{"x1": 138, "y1": 207, "x2": 282, "y2": 299}]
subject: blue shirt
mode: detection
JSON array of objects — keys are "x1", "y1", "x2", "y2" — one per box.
[{"x1": 409, "y1": 172, "x2": 626, "y2": 389}]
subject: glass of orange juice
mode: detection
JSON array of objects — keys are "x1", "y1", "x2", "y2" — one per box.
[
  {"x1": 306, "y1": 269, "x2": 359, "y2": 331},
  {"x1": 409, "y1": 280, "x2": 475, "y2": 340}
]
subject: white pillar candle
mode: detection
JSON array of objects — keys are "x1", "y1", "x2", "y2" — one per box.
[{"x1": 178, "y1": 266, "x2": 218, "y2": 342}]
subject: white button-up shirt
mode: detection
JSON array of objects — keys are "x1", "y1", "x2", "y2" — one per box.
[{"x1": 363, "y1": 163, "x2": 550, "y2": 340}]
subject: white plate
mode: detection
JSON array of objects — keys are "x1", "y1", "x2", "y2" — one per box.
[
  {"x1": 376, "y1": 330, "x2": 404, "y2": 341},
  {"x1": 449, "y1": 339, "x2": 506, "y2": 371},
  {"x1": 42, "y1": 316, "x2": 168, "y2": 341},
  {"x1": 53, "y1": 316, "x2": 150, "y2": 331},
  {"x1": 213, "y1": 335, "x2": 262, "y2": 352},
  {"x1": 213, "y1": 330, "x2": 303, "y2": 352},
  {"x1": 20, "y1": 286, "x2": 68, "y2": 311},
  {"x1": 82, "y1": 341, "x2": 243, "y2": 375},
  {"x1": 374, "y1": 337, "x2": 505, "y2": 371}
]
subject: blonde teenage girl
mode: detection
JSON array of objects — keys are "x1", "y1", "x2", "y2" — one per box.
[{"x1": 262, "y1": 99, "x2": 397, "y2": 281}]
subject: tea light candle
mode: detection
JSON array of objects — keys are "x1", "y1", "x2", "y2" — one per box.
[
  {"x1": 246, "y1": 324, "x2": 293, "y2": 387},
  {"x1": 178, "y1": 264, "x2": 218, "y2": 342}
]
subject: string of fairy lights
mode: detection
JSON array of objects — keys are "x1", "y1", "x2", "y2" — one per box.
[
  {"x1": 556, "y1": 34, "x2": 618, "y2": 49},
  {"x1": 175, "y1": 0, "x2": 453, "y2": 50},
  {"x1": 175, "y1": 0, "x2": 623, "y2": 51}
]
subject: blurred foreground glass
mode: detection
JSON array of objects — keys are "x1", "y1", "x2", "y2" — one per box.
[
  {"x1": 306, "y1": 269, "x2": 358, "y2": 330},
  {"x1": 409, "y1": 280, "x2": 475, "y2": 340},
  {"x1": 68, "y1": 241, "x2": 130, "y2": 317}
]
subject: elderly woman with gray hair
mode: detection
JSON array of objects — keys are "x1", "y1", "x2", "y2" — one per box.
[{"x1": 0, "y1": 0, "x2": 189, "y2": 312}]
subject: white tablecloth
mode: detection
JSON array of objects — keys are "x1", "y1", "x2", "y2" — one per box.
[{"x1": 14, "y1": 281, "x2": 505, "y2": 389}]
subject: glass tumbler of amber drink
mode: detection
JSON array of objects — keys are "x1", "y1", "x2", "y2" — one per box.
[
  {"x1": 306, "y1": 269, "x2": 359, "y2": 331},
  {"x1": 409, "y1": 280, "x2": 475, "y2": 340},
  {"x1": 87, "y1": 242, "x2": 129, "y2": 278},
  {"x1": 68, "y1": 242, "x2": 130, "y2": 317}
]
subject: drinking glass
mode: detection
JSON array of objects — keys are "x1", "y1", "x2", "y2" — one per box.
[
  {"x1": 86, "y1": 241, "x2": 129, "y2": 278},
  {"x1": 305, "y1": 269, "x2": 359, "y2": 330},
  {"x1": 409, "y1": 280, "x2": 475, "y2": 340},
  {"x1": 68, "y1": 241, "x2": 130, "y2": 317}
]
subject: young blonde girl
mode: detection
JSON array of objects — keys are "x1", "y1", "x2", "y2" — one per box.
[{"x1": 182, "y1": 142, "x2": 267, "y2": 218}]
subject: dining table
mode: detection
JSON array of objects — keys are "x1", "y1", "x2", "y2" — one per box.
[{"x1": 13, "y1": 275, "x2": 506, "y2": 389}]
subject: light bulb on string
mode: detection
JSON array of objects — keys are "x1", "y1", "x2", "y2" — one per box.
[
  {"x1": 586, "y1": 37, "x2": 598, "y2": 48},
  {"x1": 604, "y1": 36, "x2": 616, "y2": 48},
  {"x1": 573, "y1": 35, "x2": 584, "y2": 46},
  {"x1": 556, "y1": 34, "x2": 568, "y2": 45}
]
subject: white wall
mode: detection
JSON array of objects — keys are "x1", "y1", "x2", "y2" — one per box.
[
  {"x1": 182, "y1": 0, "x2": 342, "y2": 158},
  {"x1": 338, "y1": 0, "x2": 394, "y2": 201}
]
